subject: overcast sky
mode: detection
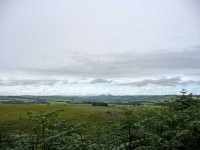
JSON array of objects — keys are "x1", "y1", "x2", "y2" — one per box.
[{"x1": 0, "y1": 0, "x2": 200, "y2": 95}]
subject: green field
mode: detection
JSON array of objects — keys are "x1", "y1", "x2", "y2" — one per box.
[
  {"x1": 0, "y1": 102, "x2": 161, "y2": 136},
  {"x1": 1, "y1": 94, "x2": 200, "y2": 149},
  {"x1": 0, "y1": 103, "x2": 161, "y2": 122}
]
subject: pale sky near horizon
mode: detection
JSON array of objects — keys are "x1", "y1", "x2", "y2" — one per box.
[{"x1": 0, "y1": 0, "x2": 200, "y2": 95}]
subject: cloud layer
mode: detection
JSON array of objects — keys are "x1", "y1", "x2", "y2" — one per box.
[
  {"x1": 21, "y1": 45, "x2": 200, "y2": 79},
  {"x1": 118, "y1": 77, "x2": 199, "y2": 87},
  {"x1": 0, "y1": 79, "x2": 61, "y2": 87},
  {"x1": 0, "y1": 1, "x2": 200, "y2": 95},
  {"x1": 90, "y1": 78, "x2": 113, "y2": 84}
]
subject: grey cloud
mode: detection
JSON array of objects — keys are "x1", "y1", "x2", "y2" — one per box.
[
  {"x1": 62, "y1": 81, "x2": 68, "y2": 84},
  {"x1": 118, "y1": 77, "x2": 200, "y2": 87},
  {"x1": 173, "y1": 35, "x2": 183, "y2": 40},
  {"x1": 79, "y1": 77, "x2": 87, "y2": 80},
  {"x1": 21, "y1": 45, "x2": 200, "y2": 78},
  {"x1": 70, "y1": 81, "x2": 79, "y2": 84},
  {"x1": 90, "y1": 78, "x2": 113, "y2": 84},
  {"x1": 0, "y1": 79, "x2": 4, "y2": 85},
  {"x1": 0, "y1": 79, "x2": 61, "y2": 86}
]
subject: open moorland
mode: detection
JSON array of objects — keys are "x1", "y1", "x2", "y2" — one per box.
[{"x1": 0, "y1": 94, "x2": 200, "y2": 149}]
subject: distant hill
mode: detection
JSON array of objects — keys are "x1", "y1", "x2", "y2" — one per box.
[{"x1": 0, "y1": 95, "x2": 180, "y2": 104}]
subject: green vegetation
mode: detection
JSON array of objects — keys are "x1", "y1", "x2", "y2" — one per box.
[{"x1": 0, "y1": 92, "x2": 200, "y2": 149}]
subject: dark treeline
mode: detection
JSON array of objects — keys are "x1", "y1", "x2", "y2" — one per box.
[
  {"x1": 92, "y1": 102, "x2": 108, "y2": 106},
  {"x1": 0, "y1": 95, "x2": 181, "y2": 104},
  {"x1": 1, "y1": 99, "x2": 48, "y2": 104}
]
